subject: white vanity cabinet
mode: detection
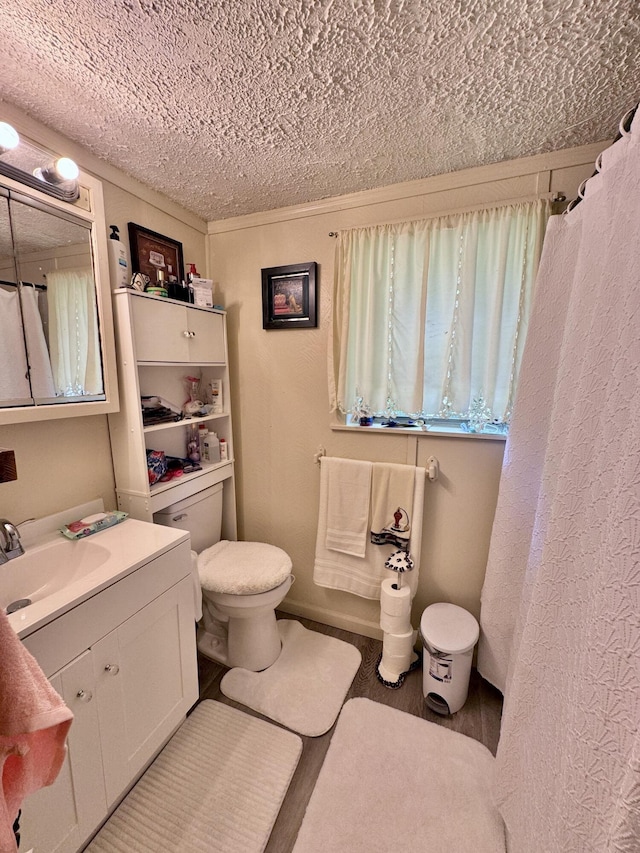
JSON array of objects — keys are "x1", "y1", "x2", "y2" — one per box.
[
  {"x1": 17, "y1": 537, "x2": 198, "y2": 853},
  {"x1": 108, "y1": 290, "x2": 237, "y2": 538}
]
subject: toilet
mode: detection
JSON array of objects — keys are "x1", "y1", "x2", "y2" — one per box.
[{"x1": 153, "y1": 483, "x2": 293, "y2": 671}]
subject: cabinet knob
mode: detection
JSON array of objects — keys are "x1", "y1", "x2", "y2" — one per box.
[
  {"x1": 76, "y1": 689, "x2": 93, "y2": 703},
  {"x1": 104, "y1": 663, "x2": 120, "y2": 676},
  {"x1": 183, "y1": 330, "x2": 196, "y2": 338}
]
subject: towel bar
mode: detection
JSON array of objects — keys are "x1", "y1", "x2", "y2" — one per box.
[{"x1": 314, "y1": 448, "x2": 439, "y2": 481}]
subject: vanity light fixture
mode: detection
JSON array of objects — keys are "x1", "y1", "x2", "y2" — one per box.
[{"x1": 0, "y1": 121, "x2": 80, "y2": 202}]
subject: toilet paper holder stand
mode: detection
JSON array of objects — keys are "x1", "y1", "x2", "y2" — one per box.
[{"x1": 314, "y1": 447, "x2": 440, "y2": 482}]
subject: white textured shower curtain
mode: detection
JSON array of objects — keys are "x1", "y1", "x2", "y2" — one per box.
[{"x1": 479, "y1": 112, "x2": 640, "y2": 851}]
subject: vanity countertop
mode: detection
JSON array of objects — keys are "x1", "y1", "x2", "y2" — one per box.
[{"x1": 6, "y1": 518, "x2": 190, "y2": 640}]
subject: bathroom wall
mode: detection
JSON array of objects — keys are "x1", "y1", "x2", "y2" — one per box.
[
  {"x1": 0, "y1": 103, "x2": 601, "y2": 638},
  {"x1": 0, "y1": 104, "x2": 208, "y2": 525},
  {"x1": 207, "y1": 144, "x2": 601, "y2": 637}
]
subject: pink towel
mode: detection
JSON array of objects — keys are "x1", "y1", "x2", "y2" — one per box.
[{"x1": 0, "y1": 610, "x2": 73, "y2": 852}]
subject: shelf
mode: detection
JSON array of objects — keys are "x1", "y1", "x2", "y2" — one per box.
[
  {"x1": 148, "y1": 459, "x2": 233, "y2": 496},
  {"x1": 143, "y1": 413, "x2": 228, "y2": 434},
  {"x1": 137, "y1": 361, "x2": 226, "y2": 367}
]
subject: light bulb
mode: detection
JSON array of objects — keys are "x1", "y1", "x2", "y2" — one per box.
[
  {"x1": 54, "y1": 157, "x2": 79, "y2": 181},
  {"x1": 35, "y1": 157, "x2": 80, "y2": 185},
  {"x1": 0, "y1": 122, "x2": 19, "y2": 152}
]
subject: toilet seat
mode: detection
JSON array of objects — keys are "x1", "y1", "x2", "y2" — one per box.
[{"x1": 198, "y1": 540, "x2": 292, "y2": 595}]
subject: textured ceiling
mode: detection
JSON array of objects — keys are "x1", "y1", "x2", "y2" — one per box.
[{"x1": 1, "y1": 0, "x2": 639, "y2": 222}]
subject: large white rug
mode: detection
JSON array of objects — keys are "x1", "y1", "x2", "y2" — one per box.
[
  {"x1": 220, "y1": 620, "x2": 362, "y2": 736},
  {"x1": 293, "y1": 697, "x2": 506, "y2": 853},
  {"x1": 86, "y1": 700, "x2": 302, "y2": 852}
]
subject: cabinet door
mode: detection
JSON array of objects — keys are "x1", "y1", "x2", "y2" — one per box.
[
  {"x1": 187, "y1": 309, "x2": 225, "y2": 363},
  {"x1": 94, "y1": 577, "x2": 199, "y2": 806},
  {"x1": 18, "y1": 652, "x2": 107, "y2": 853},
  {"x1": 132, "y1": 297, "x2": 189, "y2": 361}
]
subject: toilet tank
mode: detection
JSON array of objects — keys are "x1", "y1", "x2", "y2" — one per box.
[{"x1": 153, "y1": 483, "x2": 223, "y2": 553}]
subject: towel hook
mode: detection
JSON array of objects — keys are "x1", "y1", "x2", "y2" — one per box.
[
  {"x1": 314, "y1": 446, "x2": 326, "y2": 465},
  {"x1": 426, "y1": 456, "x2": 439, "y2": 482}
]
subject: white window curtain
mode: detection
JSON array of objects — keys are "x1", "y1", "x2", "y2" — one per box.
[
  {"x1": 47, "y1": 267, "x2": 103, "y2": 397},
  {"x1": 329, "y1": 199, "x2": 550, "y2": 424}
]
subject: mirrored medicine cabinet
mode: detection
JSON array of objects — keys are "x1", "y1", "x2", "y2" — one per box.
[{"x1": 0, "y1": 166, "x2": 118, "y2": 425}]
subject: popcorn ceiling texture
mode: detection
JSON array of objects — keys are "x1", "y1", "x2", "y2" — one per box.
[{"x1": 0, "y1": 0, "x2": 639, "y2": 221}]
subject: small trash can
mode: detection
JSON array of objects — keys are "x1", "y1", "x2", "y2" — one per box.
[{"x1": 419, "y1": 603, "x2": 479, "y2": 715}]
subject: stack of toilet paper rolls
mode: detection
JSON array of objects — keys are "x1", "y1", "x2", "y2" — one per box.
[{"x1": 377, "y1": 577, "x2": 418, "y2": 685}]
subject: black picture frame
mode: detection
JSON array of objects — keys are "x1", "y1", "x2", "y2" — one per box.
[
  {"x1": 128, "y1": 222, "x2": 185, "y2": 287},
  {"x1": 261, "y1": 261, "x2": 317, "y2": 330}
]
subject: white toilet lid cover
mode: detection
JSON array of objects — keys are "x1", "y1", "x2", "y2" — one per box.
[{"x1": 198, "y1": 540, "x2": 292, "y2": 594}]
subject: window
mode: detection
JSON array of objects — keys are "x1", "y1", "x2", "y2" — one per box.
[{"x1": 329, "y1": 199, "x2": 550, "y2": 432}]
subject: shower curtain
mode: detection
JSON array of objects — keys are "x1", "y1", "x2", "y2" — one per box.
[{"x1": 479, "y1": 111, "x2": 640, "y2": 850}]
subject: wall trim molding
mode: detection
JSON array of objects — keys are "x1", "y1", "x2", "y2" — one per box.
[
  {"x1": 0, "y1": 101, "x2": 208, "y2": 234},
  {"x1": 279, "y1": 597, "x2": 384, "y2": 640},
  {"x1": 208, "y1": 141, "x2": 604, "y2": 235}
]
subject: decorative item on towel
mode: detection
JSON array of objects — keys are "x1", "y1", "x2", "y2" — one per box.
[
  {"x1": 371, "y1": 506, "x2": 411, "y2": 551},
  {"x1": 0, "y1": 609, "x2": 73, "y2": 852}
]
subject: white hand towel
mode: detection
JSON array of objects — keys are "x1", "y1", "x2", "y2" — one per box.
[
  {"x1": 324, "y1": 457, "x2": 372, "y2": 557},
  {"x1": 370, "y1": 463, "x2": 416, "y2": 549}
]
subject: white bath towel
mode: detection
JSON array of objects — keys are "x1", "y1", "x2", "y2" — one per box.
[
  {"x1": 324, "y1": 457, "x2": 372, "y2": 558},
  {"x1": 314, "y1": 461, "x2": 425, "y2": 599}
]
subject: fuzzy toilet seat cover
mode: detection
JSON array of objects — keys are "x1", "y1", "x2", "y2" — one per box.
[{"x1": 198, "y1": 540, "x2": 292, "y2": 594}]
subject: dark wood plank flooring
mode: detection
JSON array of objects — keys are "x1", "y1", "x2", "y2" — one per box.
[{"x1": 196, "y1": 613, "x2": 503, "y2": 853}]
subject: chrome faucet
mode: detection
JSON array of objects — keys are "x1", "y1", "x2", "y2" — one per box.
[{"x1": 0, "y1": 519, "x2": 24, "y2": 563}]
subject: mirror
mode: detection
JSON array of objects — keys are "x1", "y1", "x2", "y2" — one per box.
[
  {"x1": 0, "y1": 169, "x2": 118, "y2": 423},
  {"x1": 4, "y1": 197, "x2": 104, "y2": 405}
]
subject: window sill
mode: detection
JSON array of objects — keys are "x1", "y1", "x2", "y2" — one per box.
[{"x1": 330, "y1": 422, "x2": 507, "y2": 441}]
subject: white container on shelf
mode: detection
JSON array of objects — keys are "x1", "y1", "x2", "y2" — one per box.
[{"x1": 203, "y1": 432, "x2": 220, "y2": 463}]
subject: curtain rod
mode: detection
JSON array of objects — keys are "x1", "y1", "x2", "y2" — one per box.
[{"x1": 566, "y1": 103, "x2": 638, "y2": 212}]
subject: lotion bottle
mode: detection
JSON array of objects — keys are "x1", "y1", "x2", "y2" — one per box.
[{"x1": 108, "y1": 225, "x2": 129, "y2": 289}]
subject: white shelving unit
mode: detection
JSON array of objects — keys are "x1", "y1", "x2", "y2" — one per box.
[{"x1": 108, "y1": 290, "x2": 237, "y2": 539}]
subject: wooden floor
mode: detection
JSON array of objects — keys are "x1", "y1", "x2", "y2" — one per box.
[{"x1": 196, "y1": 613, "x2": 503, "y2": 853}]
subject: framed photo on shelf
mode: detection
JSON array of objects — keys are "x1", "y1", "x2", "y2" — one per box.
[
  {"x1": 261, "y1": 261, "x2": 318, "y2": 330},
  {"x1": 128, "y1": 222, "x2": 185, "y2": 286}
]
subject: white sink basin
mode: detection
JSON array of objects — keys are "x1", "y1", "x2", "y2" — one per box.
[
  {"x1": 3, "y1": 504, "x2": 191, "y2": 639},
  {"x1": 1, "y1": 537, "x2": 110, "y2": 612}
]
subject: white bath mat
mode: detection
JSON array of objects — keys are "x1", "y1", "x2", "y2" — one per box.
[
  {"x1": 293, "y1": 697, "x2": 506, "y2": 853},
  {"x1": 220, "y1": 620, "x2": 362, "y2": 736},
  {"x1": 86, "y1": 700, "x2": 302, "y2": 853}
]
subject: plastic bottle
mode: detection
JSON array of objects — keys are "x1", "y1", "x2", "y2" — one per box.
[
  {"x1": 187, "y1": 424, "x2": 200, "y2": 463},
  {"x1": 219, "y1": 438, "x2": 228, "y2": 461},
  {"x1": 198, "y1": 423, "x2": 208, "y2": 459},
  {"x1": 108, "y1": 225, "x2": 129, "y2": 289},
  {"x1": 204, "y1": 432, "x2": 220, "y2": 464}
]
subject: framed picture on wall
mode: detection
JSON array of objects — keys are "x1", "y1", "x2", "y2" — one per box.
[
  {"x1": 261, "y1": 261, "x2": 318, "y2": 330},
  {"x1": 128, "y1": 222, "x2": 185, "y2": 286}
]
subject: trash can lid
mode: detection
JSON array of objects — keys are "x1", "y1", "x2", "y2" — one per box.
[{"x1": 420, "y1": 603, "x2": 479, "y2": 654}]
